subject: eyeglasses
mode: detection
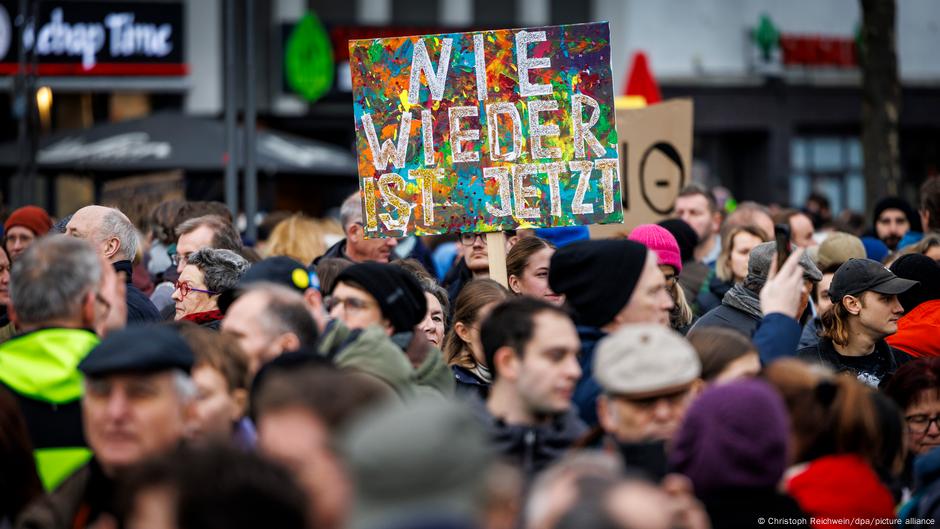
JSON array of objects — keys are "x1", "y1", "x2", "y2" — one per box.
[
  {"x1": 174, "y1": 281, "x2": 218, "y2": 298},
  {"x1": 324, "y1": 296, "x2": 375, "y2": 313},
  {"x1": 906, "y1": 414, "x2": 940, "y2": 434},
  {"x1": 170, "y1": 252, "x2": 192, "y2": 267},
  {"x1": 459, "y1": 233, "x2": 485, "y2": 246}
]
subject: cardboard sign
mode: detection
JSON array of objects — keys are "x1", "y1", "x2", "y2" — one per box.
[
  {"x1": 590, "y1": 99, "x2": 694, "y2": 239},
  {"x1": 349, "y1": 22, "x2": 622, "y2": 237}
]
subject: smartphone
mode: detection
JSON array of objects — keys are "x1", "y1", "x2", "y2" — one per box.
[{"x1": 774, "y1": 223, "x2": 792, "y2": 271}]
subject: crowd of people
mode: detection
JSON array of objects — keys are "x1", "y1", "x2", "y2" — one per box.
[{"x1": 3, "y1": 177, "x2": 940, "y2": 529}]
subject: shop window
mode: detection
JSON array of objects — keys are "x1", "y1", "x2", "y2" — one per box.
[{"x1": 789, "y1": 136, "x2": 863, "y2": 215}]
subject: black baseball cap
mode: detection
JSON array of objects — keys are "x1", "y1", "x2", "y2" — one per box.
[
  {"x1": 218, "y1": 256, "x2": 320, "y2": 313},
  {"x1": 828, "y1": 258, "x2": 918, "y2": 302}
]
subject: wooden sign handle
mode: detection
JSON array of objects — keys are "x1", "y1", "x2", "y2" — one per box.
[{"x1": 486, "y1": 232, "x2": 508, "y2": 288}]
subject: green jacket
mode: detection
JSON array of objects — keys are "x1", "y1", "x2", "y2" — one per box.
[
  {"x1": 318, "y1": 321, "x2": 417, "y2": 399},
  {"x1": 0, "y1": 328, "x2": 100, "y2": 491}
]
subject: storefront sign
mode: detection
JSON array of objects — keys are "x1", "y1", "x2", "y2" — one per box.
[{"x1": 0, "y1": 0, "x2": 185, "y2": 76}]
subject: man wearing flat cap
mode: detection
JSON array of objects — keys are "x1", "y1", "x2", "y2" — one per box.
[
  {"x1": 594, "y1": 324, "x2": 703, "y2": 481},
  {"x1": 691, "y1": 241, "x2": 822, "y2": 338},
  {"x1": 17, "y1": 325, "x2": 198, "y2": 529},
  {"x1": 798, "y1": 258, "x2": 917, "y2": 387},
  {"x1": 548, "y1": 239, "x2": 674, "y2": 426}
]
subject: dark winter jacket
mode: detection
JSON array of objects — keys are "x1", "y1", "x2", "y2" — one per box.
[
  {"x1": 700, "y1": 488, "x2": 809, "y2": 529},
  {"x1": 452, "y1": 365, "x2": 489, "y2": 400},
  {"x1": 573, "y1": 326, "x2": 607, "y2": 427},
  {"x1": 797, "y1": 337, "x2": 911, "y2": 388},
  {"x1": 752, "y1": 313, "x2": 803, "y2": 365},
  {"x1": 798, "y1": 317, "x2": 821, "y2": 350},
  {"x1": 899, "y1": 447, "x2": 940, "y2": 526},
  {"x1": 114, "y1": 260, "x2": 160, "y2": 325},
  {"x1": 15, "y1": 459, "x2": 115, "y2": 529},
  {"x1": 689, "y1": 301, "x2": 762, "y2": 337},
  {"x1": 468, "y1": 395, "x2": 587, "y2": 480},
  {"x1": 0, "y1": 328, "x2": 99, "y2": 491},
  {"x1": 317, "y1": 238, "x2": 349, "y2": 264}
]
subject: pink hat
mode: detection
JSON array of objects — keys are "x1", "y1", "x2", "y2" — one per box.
[{"x1": 628, "y1": 224, "x2": 683, "y2": 273}]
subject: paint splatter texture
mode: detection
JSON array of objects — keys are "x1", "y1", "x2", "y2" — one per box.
[{"x1": 349, "y1": 22, "x2": 622, "y2": 237}]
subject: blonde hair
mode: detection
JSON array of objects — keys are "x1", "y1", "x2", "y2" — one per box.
[
  {"x1": 670, "y1": 279, "x2": 695, "y2": 330},
  {"x1": 266, "y1": 214, "x2": 341, "y2": 265},
  {"x1": 716, "y1": 225, "x2": 769, "y2": 283}
]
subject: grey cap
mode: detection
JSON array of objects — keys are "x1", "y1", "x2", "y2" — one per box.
[
  {"x1": 748, "y1": 241, "x2": 823, "y2": 284},
  {"x1": 594, "y1": 324, "x2": 701, "y2": 398},
  {"x1": 343, "y1": 397, "x2": 492, "y2": 529}
]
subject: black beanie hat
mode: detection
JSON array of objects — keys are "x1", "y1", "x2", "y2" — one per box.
[
  {"x1": 873, "y1": 196, "x2": 922, "y2": 233},
  {"x1": 658, "y1": 218, "x2": 699, "y2": 264},
  {"x1": 889, "y1": 253, "x2": 940, "y2": 312},
  {"x1": 334, "y1": 262, "x2": 427, "y2": 334},
  {"x1": 549, "y1": 240, "x2": 649, "y2": 328}
]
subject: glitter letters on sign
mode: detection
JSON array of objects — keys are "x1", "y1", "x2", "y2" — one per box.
[{"x1": 349, "y1": 22, "x2": 623, "y2": 237}]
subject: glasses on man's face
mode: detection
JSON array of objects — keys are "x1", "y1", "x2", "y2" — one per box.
[
  {"x1": 459, "y1": 233, "x2": 485, "y2": 246},
  {"x1": 170, "y1": 252, "x2": 192, "y2": 267},
  {"x1": 174, "y1": 281, "x2": 217, "y2": 298},
  {"x1": 906, "y1": 414, "x2": 940, "y2": 434},
  {"x1": 324, "y1": 296, "x2": 374, "y2": 313}
]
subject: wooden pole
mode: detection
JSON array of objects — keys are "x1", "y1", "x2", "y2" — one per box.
[{"x1": 486, "y1": 232, "x2": 508, "y2": 288}]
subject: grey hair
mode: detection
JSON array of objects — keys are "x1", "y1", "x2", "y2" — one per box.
[
  {"x1": 176, "y1": 215, "x2": 243, "y2": 252},
  {"x1": 98, "y1": 207, "x2": 139, "y2": 261},
  {"x1": 185, "y1": 248, "x2": 249, "y2": 293},
  {"x1": 240, "y1": 282, "x2": 318, "y2": 347},
  {"x1": 339, "y1": 192, "x2": 363, "y2": 230},
  {"x1": 172, "y1": 369, "x2": 197, "y2": 402},
  {"x1": 10, "y1": 235, "x2": 102, "y2": 325}
]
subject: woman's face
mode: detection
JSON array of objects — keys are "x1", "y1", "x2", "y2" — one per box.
[
  {"x1": 0, "y1": 249, "x2": 10, "y2": 307},
  {"x1": 466, "y1": 302, "x2": 499, "y2": 366},
  {"x1": 905, "y1": 390, "x2": 940, "y2": 456},
  {"x1": 191, "y1": 365, "x2": 244, "y2": 443},
  {"x1": 172, "y1": 265, "x2": 218, "y2": 319},
  {"x1": 729, "y1": 231, "x2": 763, "y2": 282},
  {"x1": 419, "y1": 292, "x2": 446, "y2": 347},
  {"x1": 510, "y1": 247, "x2": 564, "y2": 305}
]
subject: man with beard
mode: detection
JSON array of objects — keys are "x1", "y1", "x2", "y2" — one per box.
[{"x1": 871, "y1": 196, "x2": 921, "y2": 251}]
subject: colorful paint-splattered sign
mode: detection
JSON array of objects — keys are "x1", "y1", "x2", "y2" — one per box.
[{"x1": 349, "y1": 22, "x2": 622, "y2": 237}]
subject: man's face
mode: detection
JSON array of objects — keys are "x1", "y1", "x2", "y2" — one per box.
[
  {"x1": 609, "y1": 252, "x2": 674, "y2": 329},
  {"x1": 815, "y1": 273, "x2": 835, "y2": 315},
  {"x1": 222, "y1": 291, "x2": 287, "y2": 376},
  {"x1": 674, "y1": 194, "x2": 717, "y2": 243},
  {"x1": 876, "y1": 208, "x2": 910, "y2": 250},
  {"x1": 788, "y1": 213, "x2": 817, "y2": 248},
  {"x1": 258, "y1": 407, "x2": 350, "y2": 529},
  {"x1": 176, "y1": 225, "x2": 216, "y2": 274},
  {"x1": 5, "y1": 226, "x2": 37, "y2": 261},
  {"x1": 852, "y1": 290, "x2": 905, "y2": 339},
  {"x1": 83, "y1": 371, "x2": 192, "y2": 474},
  {"x1": 512, "y1": 311, "x2": 582, "y2": 416},
  {"x1": 600, "y1": 385, "x2": 697, "y2": 444},
  {"x1": 328, "y1": 282, "x2": 386, "y2": 332},
  {"x1": 191, "y1": 365, "x2": 243, "y2": 443},
  {"x1": 347, "y1": 224, "x2": 397, "y2": 263}
]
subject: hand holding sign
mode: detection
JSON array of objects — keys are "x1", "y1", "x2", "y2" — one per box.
[{"x1": 349, "y1": 22, "x2": 623, "y2": 238}]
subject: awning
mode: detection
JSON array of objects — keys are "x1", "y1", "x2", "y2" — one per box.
[{"x1": 0, "y1": 113, "x2": 357, "y2": 175}]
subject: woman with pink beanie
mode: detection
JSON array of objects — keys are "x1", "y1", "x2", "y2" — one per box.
[{"x1": 629, "y1": 224, "x2": 696, "y2": 334}]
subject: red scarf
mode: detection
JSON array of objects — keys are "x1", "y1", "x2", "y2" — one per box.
[{"x1": 181, "y1": 310, "x2": 224, "y2": 325}]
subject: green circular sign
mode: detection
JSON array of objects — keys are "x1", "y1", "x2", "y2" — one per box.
[{"x1": 285, "y1": 12, "x2": 334, "y2": 102}]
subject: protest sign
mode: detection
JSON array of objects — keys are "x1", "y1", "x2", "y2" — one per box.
[
  {"x1": 349, "y1": 22, "x2": 623, "y2": 238},
  {"x1": 590, "y1": 98, "x2": 694, "y2": 239}
]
